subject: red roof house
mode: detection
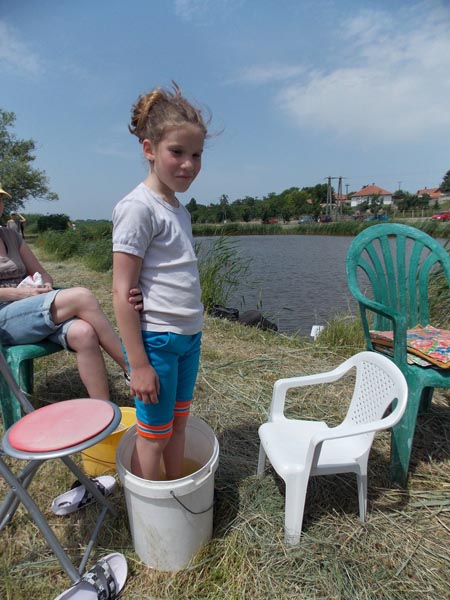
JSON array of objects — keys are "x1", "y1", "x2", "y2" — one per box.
[
  {"x1": 417, "y1": 187, "x2": 444, "y2": 203},
  {"x1": 350, "y1": 184, "x2": 393, "y2": 207}
]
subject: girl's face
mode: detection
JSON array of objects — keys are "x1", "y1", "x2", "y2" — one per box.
[{"x1": 143, "y1": 124, "x2": 205, "y2": 201}]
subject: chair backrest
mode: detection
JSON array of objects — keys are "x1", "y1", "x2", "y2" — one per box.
[
  {"x1": 346, "y1": 223, "x2": 450, "y2": 331},
  {"x1": 343, "y1": 351, "x2": 408, "y2": 429}
]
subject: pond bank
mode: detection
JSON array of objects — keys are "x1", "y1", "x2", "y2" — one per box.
[{"x1": 193, "y1": 218, "x2": 450, "y2": 239}]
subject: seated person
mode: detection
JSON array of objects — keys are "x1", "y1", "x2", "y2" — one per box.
[{"x1": 0, "y1": 189, "x2": 138, "y2": 401}]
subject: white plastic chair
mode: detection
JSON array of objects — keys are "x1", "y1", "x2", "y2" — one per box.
[{"x1": 257, "y1": 351, "x2": 408, "y2": 545}]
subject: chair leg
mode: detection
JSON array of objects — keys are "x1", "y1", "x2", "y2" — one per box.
[
  {"x1": 283, "y1": 473, "x2": 309, "y2": 546},
  {"x1": 0, "y1": 376, "x2": 22, "y2": 429},
  {"x1": 0, "y1": 459, "x2": 41, "y2": 528},
  {"x1": 0, "y1": 356, "x2": 33, "y2": 428},
  {"x1": 419, "y1": 386, "x2": 434, "y2": 414},
  {"x1": 257, "y1": 443, "x2": 266, "y2": 475},
  {"x1": 0, "y1": 458, "x2": 81, "y2": 584},
  {"x1": 356, "y1": 471, "x2": 367, "y2": 522},
  {"x1": 390, "y1": 384, "x2": 422, "y2": 488}
]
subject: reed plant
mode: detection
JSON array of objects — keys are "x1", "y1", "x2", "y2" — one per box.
[{"x1": 195, "y1": 236, "x2": 251, "y2": 313}]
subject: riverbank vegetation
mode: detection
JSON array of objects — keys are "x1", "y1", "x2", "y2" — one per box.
[
  {"x1": 192, "y1": 218, "x2": 450, "y2": 238},
  {"x1": 1, "y1": 242, "x2": 449, "y2": 599},
  {"x1": 31, "y1": 219, "x2": 450, "y2": 277}
]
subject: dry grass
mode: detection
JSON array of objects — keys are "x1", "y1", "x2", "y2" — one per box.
[{"x1": 1, "y1": 251, "x2": 449, "y2": 599}]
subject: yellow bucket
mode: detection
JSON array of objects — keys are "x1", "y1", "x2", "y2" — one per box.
[{"x1": 81, "y1": 406, "x2": 136, "y2": 476}]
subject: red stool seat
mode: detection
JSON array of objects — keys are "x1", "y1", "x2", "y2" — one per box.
[{"x1": 8, "y1": 399, "x2": 115, "y2": 452}]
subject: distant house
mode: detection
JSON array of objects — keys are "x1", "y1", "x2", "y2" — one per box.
[
  {"x1": 416, "y1": 187, "x2": 446, "y2": 205},
  {"x1": 350, "y1": 184, "x2": 393, "y2": 208}
]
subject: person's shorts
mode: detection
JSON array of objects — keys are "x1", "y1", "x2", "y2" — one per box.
[
  {"x1": 0, "y1": 290, "x2": 76, "y2": 350},
  {"x1": 130, "y1": 331, "x2": 202, "y2": 440}
]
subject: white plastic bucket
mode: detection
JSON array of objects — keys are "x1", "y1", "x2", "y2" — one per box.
[{"x1": 116, "y1": 415, "x2": 219, "y2": 571}]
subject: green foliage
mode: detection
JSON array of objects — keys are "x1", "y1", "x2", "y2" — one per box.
[
  {"x1": 195, "y1": 236, "x2": 251, "y2": 312},
  {"x1": 0, "y1": 109, "x2": 58, "y2": 210},
  {"x1": 37, "y1": 213, "x2": 70, "y2": 232},
  {"x1": 76, "y1": 220, "x2": 113, "y2": 240},
  {"x1": 193, "y1": 222, "x2": 283, "y2": 236},
  {"x1": 429, "y1": 241, "x2": 450, "y2": 328},
  {"x1": 439, "y1": 169, "x2": 450, "y2": 194},
  {"x1": 36, "y1": 230, "x2": 81, "y2": 260},
  {"x1": 82, "y1": 239, "x2": 113, "y2": 272},
  {"x1": 316, "y1": 314, "x2": 366, "y2": 354}
]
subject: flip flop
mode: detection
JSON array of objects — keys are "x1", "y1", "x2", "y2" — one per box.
[
  {"x1": 51, "y1": 476, "x2": 116, "y2": 516},
  {"x1": 54, "y1": 552, "x2": 128, "y2": 599}
]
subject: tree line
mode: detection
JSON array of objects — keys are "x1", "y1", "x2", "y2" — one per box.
[{"x1": 1, "y1": 108, "x2": 449, "y2": 223}]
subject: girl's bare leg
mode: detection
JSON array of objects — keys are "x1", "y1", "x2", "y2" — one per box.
[
  {"x1": 131, "y1": 435, "x2": 169, "y2": 480},
  {"x1": 65, "y1": 320, "x2": 110, "y2": 399},
  {"x1": 163, "y1": 414, "x2": 188, "y2": 480},
  {"x1": 50, "y1": 287, "x2": 126, "y2": 370}
]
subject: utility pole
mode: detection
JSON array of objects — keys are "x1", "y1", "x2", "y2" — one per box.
[
  {"x1": 337, "y1": 176, "x2": 347, "y2": 215},
  {"x1": 324, "y1": 176, "x2": 339, "y2": 217}
]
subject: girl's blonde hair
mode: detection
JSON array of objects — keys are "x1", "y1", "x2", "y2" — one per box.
[{"x1": 129, "y1": 81, "x2": 208, "y2": 145}]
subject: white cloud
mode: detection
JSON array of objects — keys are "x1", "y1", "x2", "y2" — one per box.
[
  {"x1": 0, "y1": 20, "x2": 43, "y2": 77},
  {"x1": 276, "y1": 3, "x2": 450, "y2": 143}
]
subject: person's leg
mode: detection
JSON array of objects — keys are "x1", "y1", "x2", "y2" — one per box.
[
  {"x1": 131, "y1": 332, "x2": 179, "y2": 480},
  {"x1": 131, "y1": 435, "x2": 169, "y2": 480},
  {"x1": 163, "y1": 414, "x2": 189, "y2": 479},
  {"x1": 163, "y1": 333, "x2": 202, "y2": 479},
  {"x1": 50, "y1": 287, "x2": 126, "y2": 370},
  {"x1": 65, "y1": 319, "x2": 110, "y2": 399}
]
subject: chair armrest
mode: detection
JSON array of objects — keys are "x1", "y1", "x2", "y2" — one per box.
[
  {"x1": 356, "y1": 295, "x2": 402, "y2": 324},
  {"x1": 269, "y1": 360, "x2": 354, "y2": 421},
  {"x1": 311, "y1": 408, "x2": 403, "y2": 445}
]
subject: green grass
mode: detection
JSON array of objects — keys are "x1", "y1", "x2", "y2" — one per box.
[{"x1": 1, "y1": 243, "x2": 449, "y2": 600}]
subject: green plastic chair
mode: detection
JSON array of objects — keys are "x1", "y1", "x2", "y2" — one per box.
[
  {"x1": 346, "y1": 223, "x2": 450, "y2": 487},
  {"x1": 0, "y1": 341, "x2": 62, "y2": 429}
]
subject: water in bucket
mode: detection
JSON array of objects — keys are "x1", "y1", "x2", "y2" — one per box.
[{"x1": 159, "y1": 457, "x2": 202, "y2": 481}]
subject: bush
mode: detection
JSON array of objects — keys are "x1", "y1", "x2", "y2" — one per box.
[
  {"x1": 36, "y1": 214, "x2": 71, "y2": 232},
  {"x1": 36, "y1": 229, "x2": 82, "y2": 260},
  {"x1": 82, "y1": 239, "x2": 113, "y2": 272}
]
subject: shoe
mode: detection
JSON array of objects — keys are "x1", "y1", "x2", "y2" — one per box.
[
  {"x1": 54, "y1": 552, "x2": 128, "y2": 599},
  {"x1": 51, "y1": 476, "x2": 116, "y2": 516},
  {"x1": 124, "y1": 372, "x2": 130, "y2": 386}
]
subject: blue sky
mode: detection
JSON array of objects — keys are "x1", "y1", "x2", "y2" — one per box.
[{"x1": 1, "y1": 0, "x2": 450, "y2": 220}]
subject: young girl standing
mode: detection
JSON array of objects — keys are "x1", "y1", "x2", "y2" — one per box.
[{"x1": 112, "y1": 83, "x2": 207, "y2": 480}]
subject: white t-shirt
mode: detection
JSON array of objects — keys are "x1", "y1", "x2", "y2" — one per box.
[{"x1": 112, "y1": 183, "x2": 203, "y2": 335}]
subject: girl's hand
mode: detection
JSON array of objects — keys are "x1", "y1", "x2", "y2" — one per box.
[
  {"x1": 129, "y1": 364, "x2": 160, "y2": 404},
  {"x1": 128, "y1": 287, "x2": 143, "y2": 311}
]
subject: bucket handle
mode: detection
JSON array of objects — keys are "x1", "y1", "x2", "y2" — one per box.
[{"x1": 170, "y1": 490, "x2": 216, "y2": 515}]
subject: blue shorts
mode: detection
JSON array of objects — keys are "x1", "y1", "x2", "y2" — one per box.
[
  {"x1": 0, "y1": 290, "x2": 76, "y2": 350},
  {"x1": 129, "y1": 331, "x2": 202, "y2": 440}
]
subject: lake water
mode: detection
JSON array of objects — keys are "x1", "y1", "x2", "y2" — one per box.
[{"x1": 199, "y1": 235, "x2": 357, "y2": 336}]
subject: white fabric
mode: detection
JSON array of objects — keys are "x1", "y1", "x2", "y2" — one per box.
[{"x1": 112, "y1": 183, "x2": 203, "y2": 335}]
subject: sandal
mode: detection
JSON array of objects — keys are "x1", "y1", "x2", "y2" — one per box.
[
  {"x1": 54, "y1": 552, "x2": 127, "y2": 599},
  {"x1": 51, "y1": 476, "x2": 116, "y2": 516}
]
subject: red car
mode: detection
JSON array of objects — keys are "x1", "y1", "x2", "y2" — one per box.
[
  {"x1": 317, "y1": 214, "x2": 332, "y2": 223},
  {"x1": 431, "y1": 210, "x2": 450, "y2": 221}
]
